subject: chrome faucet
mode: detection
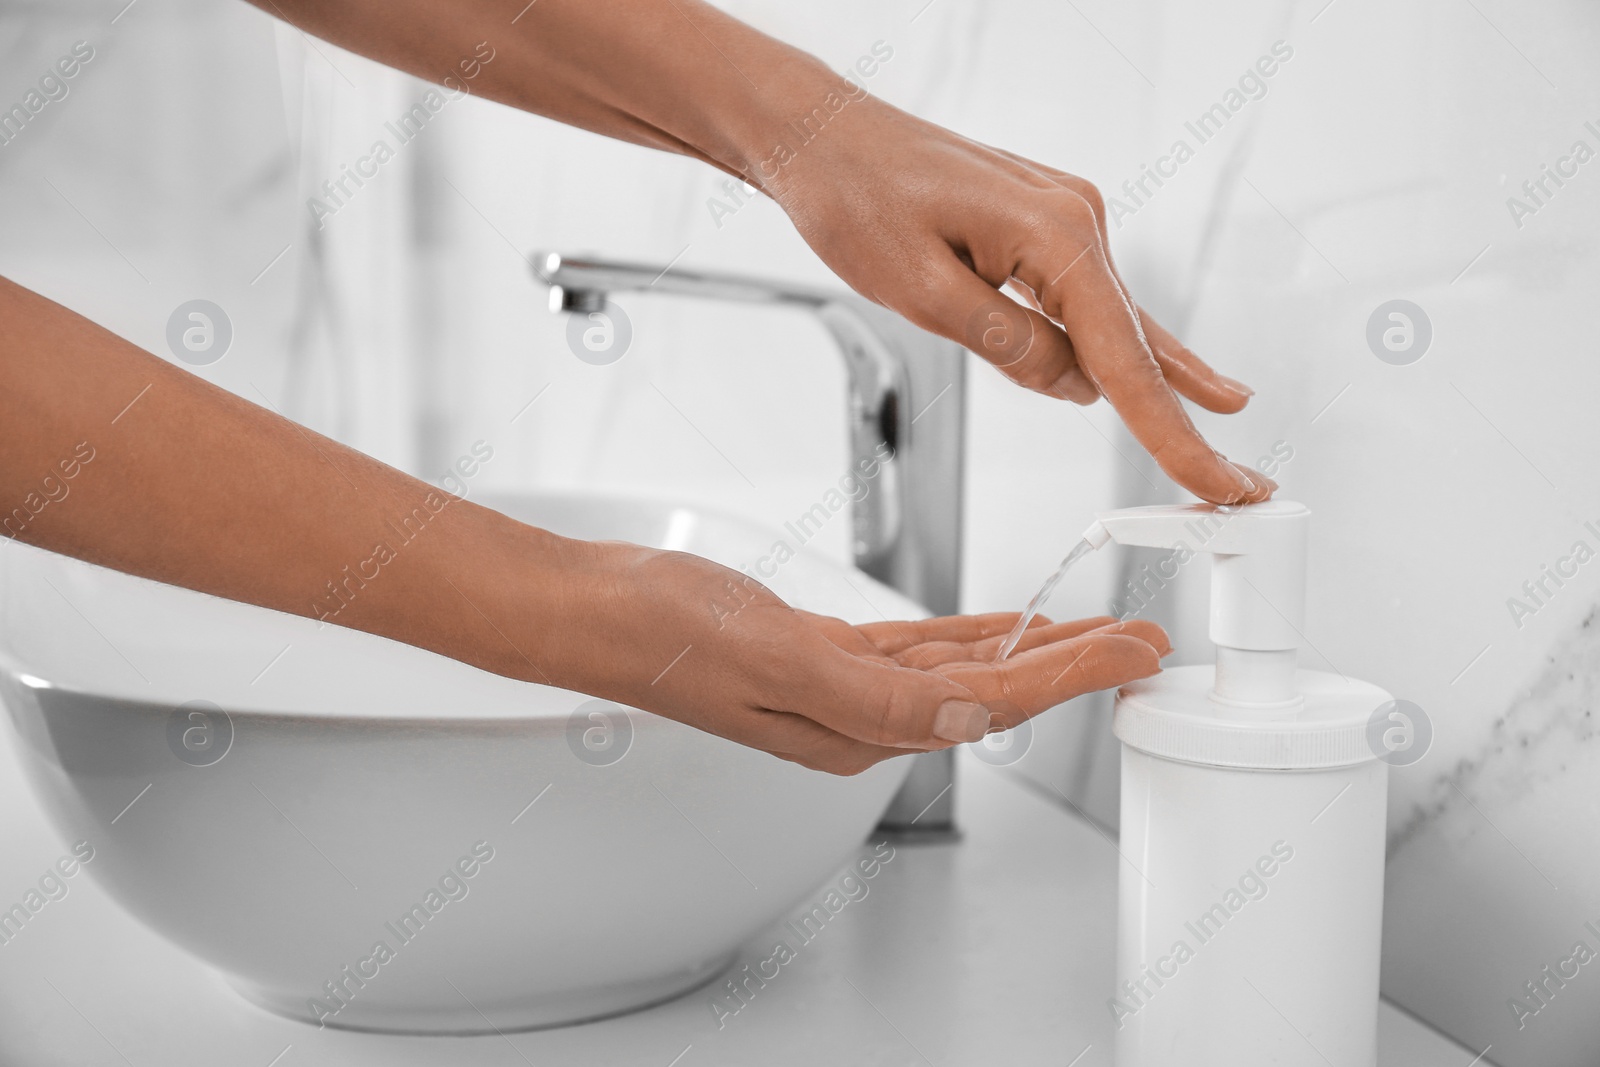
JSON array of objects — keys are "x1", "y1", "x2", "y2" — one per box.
[{"x1": 532, "y1": 251, "x2": 965, "y2": 838}]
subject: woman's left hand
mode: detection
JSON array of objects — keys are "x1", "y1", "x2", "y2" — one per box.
[{"x1": 801, "y1": 609, "x2": 1172, "y2": 736}]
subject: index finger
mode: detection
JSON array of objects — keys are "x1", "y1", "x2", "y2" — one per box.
[{"x1": 1014, "y1": 209, "x2": 1272, "y2": 505}]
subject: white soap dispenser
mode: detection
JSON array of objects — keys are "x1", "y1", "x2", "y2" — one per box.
[{"x1": 1085, "y1": 501, "x2": 1391, "y2": 1067}]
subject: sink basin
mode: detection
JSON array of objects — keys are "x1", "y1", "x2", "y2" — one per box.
[{"x1": 0, "y1": 491, "x2": 917, "y2": 1034}]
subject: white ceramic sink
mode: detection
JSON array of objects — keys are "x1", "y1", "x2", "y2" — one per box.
[{"x1": 0, "y1": 491, "x2": 916, "y2": 1034}]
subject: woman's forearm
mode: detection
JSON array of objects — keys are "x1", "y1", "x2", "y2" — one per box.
[
  {"x1": 249, "y1": 0, "x2": 834, "y2": 189},
  {"x1": 0, "y1": 277, "x2": 577, "y2": 685}
]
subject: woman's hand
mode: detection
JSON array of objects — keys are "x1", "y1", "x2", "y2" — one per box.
[
  {"x1": 764, "y1": 97, "x2": 1276, "y2": 507},
  {"x1": 245, "y1": 0, "x2": 1276, "y2": 504},
  {"x1": 538, "y1": 542, "x2": 1168, "y2": 775}
]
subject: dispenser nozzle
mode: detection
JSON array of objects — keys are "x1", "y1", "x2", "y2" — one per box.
[{"x1": 1090, "y1": 501, "x2": 1310, "y2": 708}]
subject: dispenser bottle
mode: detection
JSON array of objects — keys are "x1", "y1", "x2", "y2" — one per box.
[{"x1": 1086, "y1": 502, "x2": 1390, "y2": 1067}]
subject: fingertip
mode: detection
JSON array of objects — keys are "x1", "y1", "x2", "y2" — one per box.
[
  {"x1": 1089, "y1": 618, "x2": 1172, "y2": 658},
  {"x1": 1176, "y1": 371, "x2": 1253, "y2": 415},
  {"x1": 1112, "y1": 633, "x2": 1165, "y2": 679},
  {"x1": 1210, "y1": 460, "x2": 1275, "y2": 505},
  {"x1": 1234, "y1": 462, "x2": 1277, "y2": 501},
  {"x1": 1194, "y1": 388, "x2": 1251, "y2": 416},
  {"x1": 1114, "y1": 630, "x2": 1165, "y2": 665}
]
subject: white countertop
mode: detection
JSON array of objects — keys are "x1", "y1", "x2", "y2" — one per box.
[{"x1": 0, "y1": 739, "x2": 1475, "y2": 1066}]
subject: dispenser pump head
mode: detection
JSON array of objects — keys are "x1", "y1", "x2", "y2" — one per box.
[{"x1": 1085, "y1": 501, "x2": 1310, "y2": 708}]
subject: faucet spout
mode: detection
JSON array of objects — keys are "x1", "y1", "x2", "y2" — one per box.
[{"x1": 536, "y1": 252, "x2": 828, "y2": 312}]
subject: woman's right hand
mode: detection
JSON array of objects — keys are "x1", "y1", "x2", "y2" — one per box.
[
  {"x1": 763, "y1": 96, "x2": 1278, "y2": 506},
  {"x1": 539, "y1": 541, "x2": 1169, "y2": 775}
]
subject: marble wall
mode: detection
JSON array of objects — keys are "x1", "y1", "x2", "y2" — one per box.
[
  {"x1": 3, "y1": 0, "x2": 1599, "y2": 1062},
  {"x1": 1122, "y1": 6, "x2": 1600, "y2": 1065}
]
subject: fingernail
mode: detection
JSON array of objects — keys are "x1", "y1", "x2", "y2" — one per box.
[
  {"x1": 1232, "y1": 467, "x2": 1260, "y2": 496},
  {"x1": 1220, "y1": 375, "x2": 1255, "y2": 397},
  {"x1": 933, "y1": 700, "x2": 991, "y2": 744}
]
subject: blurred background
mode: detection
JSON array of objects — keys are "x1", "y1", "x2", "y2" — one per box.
[{"x1": 2, "y1": 0, "x2": 1599, "y2": 1062}]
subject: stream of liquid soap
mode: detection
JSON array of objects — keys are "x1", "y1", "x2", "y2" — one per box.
[{"x1": 994, "y1": 538, "x2": 1098, "y2": 662}]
